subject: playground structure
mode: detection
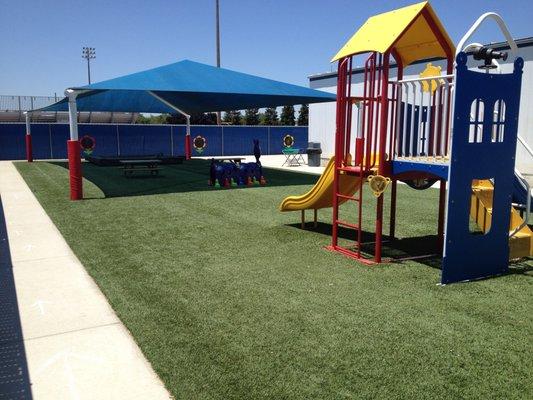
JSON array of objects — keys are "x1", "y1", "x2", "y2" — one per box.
[{"x1": 281, "y1": 1, "x2": 531, "y2": 283}]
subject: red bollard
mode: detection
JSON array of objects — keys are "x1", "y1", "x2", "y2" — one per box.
[
  {"x1": 185, "y1": 135, "x2": 192, "y2": 160},
  {"x1": 67, "y1": 140, "x2": 83, "y2": 200},
  {"x1": 25, "y1": 135, "x2": 33, "y2": 162}
]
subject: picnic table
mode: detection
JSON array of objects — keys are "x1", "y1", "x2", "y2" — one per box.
[
  {"x1": 120, "y1": 159, "x2": 162, "y2": 177},
  {"x1": 209, "y1": 157, "x2": 246, "y2": 164},
  {"x1": 282, "y1": 148, "x2": 305, "y2": 167}
]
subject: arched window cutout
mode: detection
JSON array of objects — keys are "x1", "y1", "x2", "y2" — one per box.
[
  {"x1": 469, "y1": 99, "x2": 484, "y2": 143},
  {"x1": 492, "y1": 100, "x2": 506, "y2": 143}
]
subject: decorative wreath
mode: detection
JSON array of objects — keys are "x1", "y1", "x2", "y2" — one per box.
[
  {"x1": 283, "y1": 134, "x2": 294, "y2": 148},
  {"x1": 80, "y1": 135, "x2": 96, "y2": 155},
  {"x1": 193, "y1": 135, "x2": 207, "y2": 153}
]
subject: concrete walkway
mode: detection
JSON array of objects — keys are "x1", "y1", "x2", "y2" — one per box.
[{"x1": 0, "y1": 162, "x2": 171, "y2": 399}]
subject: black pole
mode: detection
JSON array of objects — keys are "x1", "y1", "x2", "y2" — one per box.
[
  {"x1": 216, "y1": 0, "x2": 221, "y2": 68},
  {"x1": 82, "y1": 47, "x2": 95, "y2": 85}
]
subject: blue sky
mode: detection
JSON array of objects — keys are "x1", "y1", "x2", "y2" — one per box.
[{"x1": 1, "y1": 0, "x2": 532, "y2": 96}]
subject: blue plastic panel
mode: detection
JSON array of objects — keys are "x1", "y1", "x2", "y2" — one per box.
[
  {"x1": 392, "y1": 160, "x2": 448, "y2": 180},
  {"x1": 441, "y1": 54, "x2": 524, "y2": 284}
]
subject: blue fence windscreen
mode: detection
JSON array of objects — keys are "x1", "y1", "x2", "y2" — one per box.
[{"x1": 0, "y1": 123, "x2": 309, "y2": 160}]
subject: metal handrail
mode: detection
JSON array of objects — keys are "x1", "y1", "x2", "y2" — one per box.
[
  {"x1": 509, "y1": 134, "x2": 533, "y2": 237},
  {"x1": 518, "y1": 135, "x2": 533, "y2": 158},
  {"x1": 513, "y1": 135, "x2": 533, "y2": 231},
  {"x1": 456, "y1": 13, "x2": 519, "y2": 60},
  {"x1": 510, "y1": 169, "x2": 530, "y2": 238}
]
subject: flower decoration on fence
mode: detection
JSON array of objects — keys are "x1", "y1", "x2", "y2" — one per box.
[
  {"x1": 283, "y1": 134, "x2": 294, "y2": 148},
  {"x1": 80, "y1": 135, "x2": 96, "y2": 155},
  {"x1": 193, "y1": 135, "x2": 207, "y2": 154}
]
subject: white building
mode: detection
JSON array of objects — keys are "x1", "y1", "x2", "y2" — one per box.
[{"x1": 308, "y1": 37, "x2": 533, "y2": 169}]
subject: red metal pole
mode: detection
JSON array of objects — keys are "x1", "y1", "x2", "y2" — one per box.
[
  {"x1": 345, "y1": 56, "x2": 353, "y2": 164},
  {"x1": 375, "y1": 52, "x2": 390, "y2": 263},
  {"x1": 366, "y1": 54, "x2": 376, "y2": 170},
  {"x1": 332, "y1": 58, "x2": 348, "y2": 248}
]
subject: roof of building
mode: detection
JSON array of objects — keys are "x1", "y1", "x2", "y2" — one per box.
[{"x1": 331, "y1": 1, "x2": 454, "y2": 66}]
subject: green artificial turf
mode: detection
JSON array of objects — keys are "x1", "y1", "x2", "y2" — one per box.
[{"x1": 15, "y1": 160, "x2": 533, "y2": 400}]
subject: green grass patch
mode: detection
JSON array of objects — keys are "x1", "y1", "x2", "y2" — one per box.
[{"x1": 15, "y1": 160, "x2": 533, "y2": 400}]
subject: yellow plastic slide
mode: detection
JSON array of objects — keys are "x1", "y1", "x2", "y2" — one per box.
[
  {"x1": 470, "y1": 179, "x2": 533, "y2": 258},
  {"x1": 279, "y1": 156, "x2": 361, "y2": 211}
]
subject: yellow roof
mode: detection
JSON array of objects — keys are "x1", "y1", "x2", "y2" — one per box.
[{"x1": 331, "y1": 1, "x2": 455, "y2": 66}]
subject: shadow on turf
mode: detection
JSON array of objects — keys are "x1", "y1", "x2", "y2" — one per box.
[
  {"x1": 49, "y1": 159, "x2": 318, "y2": 198},
  {"x1": 288, "y1": 221, "x2": 441, "y2": 264},
  {"x1": 288, "y1": 221, "x2": 533, "y2": 277}
]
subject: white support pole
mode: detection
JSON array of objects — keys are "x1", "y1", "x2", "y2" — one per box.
[
  {"x1": 148, "y1": 91, "x2": 192, "y2": 159},
  {"x1": 65, "y1": 89, "x2": 83, "y2": 200},
  {"x1": 67, "y1": 90, "x2": 79, "y2": 140},
  {"x1": 148, "y1": 90, "x2": 190, "y2": 121},
  {"x1": 25, "y1": 111, "x2": 31, "y2": 136}
]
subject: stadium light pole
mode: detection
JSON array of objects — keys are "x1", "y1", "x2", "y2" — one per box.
[
  {"x1": 82, "y1": 47, "x2": 96, "y2": 84},
  {"x1": 216, "y1": 0, "x2": 221, "y2": 125}
]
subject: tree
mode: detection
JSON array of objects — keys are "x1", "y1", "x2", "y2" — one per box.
[
  {"x1": 136, "y1": 114, "x2": 151, "y2": 124},
  {"x1": 166, "y1": 112, "x2": 217, "y2": 125},
  {"x1": 244, "y1": 108, "x2": 260, "y2": 125},
  {"x1": 136, "y1": 114, "x2": 170, "y2": 124},
  {"x1": 280, "y1": 105, "x2": 295, "y2": 126},
  {"x1": 297, "y1": 104, "x2": 309, "y2": 126},
  {"x1": 223, "y1": 110, "x2": 242, "y2": 125},
  {"x1": 166, "y1": 113, "x2": 187, "y2": 124},
  {"x1": 261, "y1": 107, "x2": 279, "y2": 125},
  {"x1": 191, "y1": 112, "x2": 217, "y2": 125}
]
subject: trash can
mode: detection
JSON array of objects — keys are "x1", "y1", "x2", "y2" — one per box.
[{"x1": 306, "y1": 142, "x2": 322, "y2": 167}]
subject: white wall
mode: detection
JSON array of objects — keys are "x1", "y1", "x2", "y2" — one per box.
[{"x1": 309, "y1": 45, "x2": 533, "y2": 167}]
